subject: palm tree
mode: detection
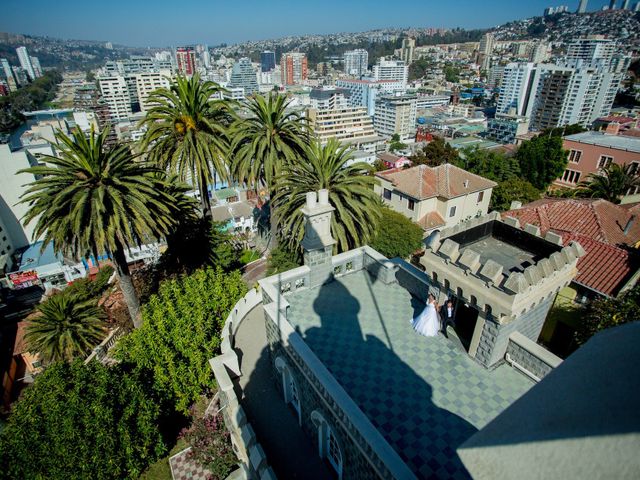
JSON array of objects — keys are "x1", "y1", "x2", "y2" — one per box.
[
  {"x1": 19, "y1": 127, "x2": 177, "y2": 327},
  {"x1": 577, "y1": 163, "x2": 640, "y2": 204},
  {"x1": 272, "y1": 139, "x2": 382, "y2": 253},
  {"x1": 229, "y1": 93, "x2": 309, "y2": 247},
  {"x1": 139, "y1": 74, "x2": 231, "y2": 219},
  {"x1": 24, "y1": 294, "x2": 106, "y2": 363}
]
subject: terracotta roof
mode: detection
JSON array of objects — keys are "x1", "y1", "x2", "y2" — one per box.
[
  {"x1": 504, "y1": 198, "x2": 640, "y2": 247},
  {"x1": 559, "y1": 232, "x2": 639, "y2": 297},
  {"x1": 504, "y1": 198, "x2": 640, "y2": 296},
  {"x1": 377, "y1": 152, "x2": 401, "y2": 163},
  {"x1": 417, "y1": 211, "x2": 446, "y2": 230},
  {"x1": 375, "y1": 164, "x2": 496, "y2": 201}
]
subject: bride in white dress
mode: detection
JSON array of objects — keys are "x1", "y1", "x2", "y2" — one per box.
[{"x1": 412, "y1": 294, "x2": 440, "y2": 337}]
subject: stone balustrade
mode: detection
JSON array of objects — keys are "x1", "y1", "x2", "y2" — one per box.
[{"x1": 209, "y1": 288, "x2": 277, "y2": 480}]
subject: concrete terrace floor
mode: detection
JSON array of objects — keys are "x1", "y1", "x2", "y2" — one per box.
[
  {"x1": 232, "y1": 306, "x2": 333, "y2": 480},
  {"x1": 285, "y1": 270, "x2": 534, "y2": 479}
]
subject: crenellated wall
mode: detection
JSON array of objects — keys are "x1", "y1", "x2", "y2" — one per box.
[{"x1": 421, "y1": 212, "x2": 585, "y2": 367}]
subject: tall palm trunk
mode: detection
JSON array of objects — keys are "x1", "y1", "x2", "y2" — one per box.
[
  {"x1": 199, "y1": 173, "x2": 212, "y2": 221},
  {"x1": 113, "y1": 239, "x2": 142, "y2": 328},
  {"x1": 267, "y1": 186, "x2": 278, "y2": 251}
]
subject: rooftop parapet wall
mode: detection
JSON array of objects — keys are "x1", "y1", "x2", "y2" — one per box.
[{"x1": 421, "y1": 212, "x2": 586, "y2": 323}]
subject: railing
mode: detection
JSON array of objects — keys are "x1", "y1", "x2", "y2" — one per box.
[{"x1": 84, "y1": 327, "x2": 125, "y2": 365}]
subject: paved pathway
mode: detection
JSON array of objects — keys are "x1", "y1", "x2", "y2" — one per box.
[
  {"x1": 233, "y1": 306, "x2": 332, "y2": 480},
  {"x1": 241, "y1": 258, "x2": 267, "y2": 287}
]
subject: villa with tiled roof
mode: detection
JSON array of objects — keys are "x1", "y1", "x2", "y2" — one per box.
[{"x1": 375, "y1": 164, "x2": 497, "y2": 234}]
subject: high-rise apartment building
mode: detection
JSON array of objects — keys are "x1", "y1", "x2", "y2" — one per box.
[
  {"x1": 30, "y1": 57, "x2": 42, "y2": 78},
  {"x1": 497, "y1": 56, "x2": 625, "y2": 131},
  {"x1": 0, "y1": 58, "x2": 17, "y2": 92},
  {"x1": 479, "y1": 33, "x2": 495, "y2": 56},
  {"x1": 372, "y1": 59, "x2": 408, "y2": 87},
  {"x1": 280, "y1": 52, "x2": 307, "y2": 85},
  {"x1": 622, "y1": 0, "x2": 630, "y2": 9},
  {"x1": 135, "y1": 71, "x2": 171, "y2": 112},
  {"x1": 343, "y1": 49, "x2": 368, "y2": 77},
  {"x1": 373, "y1": 94, "x2": 417, "y2": 141},
  {"x1": 16, "y1": 46, "x2": 36, "y2": 81},
  {"x1": 577, "y1": 0, "x2": 589, "y2": 12},
  {"x1": 401, "y1": 38, "x2": 416, "y2": 64},
  {"x1": 261, "y1": 51, "x2": 276, "y2": 73},
  {"x1": 609, "y1": 0, "x2": 617, "y2": 9},
  {"x1": 176, "y1": 47, "x2": 197, "y2": 76},
  {"x1": 228, "y1": 58, "x2": 259, "y2": 96},
  {"x1": 565, "y1": 36, "x2": 616, "y2": 67},
  {"x1": 98, "y1": 75, "x2": 133, "y2": 120},
  {"x1": 336, "y1": 78, "x2": 406, "y2": 116}
]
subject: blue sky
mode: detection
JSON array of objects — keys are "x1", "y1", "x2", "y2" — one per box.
[{"x1": 0, "y1": 0, "x2": 615, "y2": 47}]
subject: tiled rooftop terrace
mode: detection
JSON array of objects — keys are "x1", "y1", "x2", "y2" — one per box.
[{"x1": 285, "y1": 269, "x2": 533, "y2": 479}]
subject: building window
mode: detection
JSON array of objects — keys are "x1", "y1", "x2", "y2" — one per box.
[
  {"x1": 597, "y1": 155, "x2": 613, "y2": 169},
  {"x1": 383, "y1": 188, "x2": 392, "y2": 200},
  {"x1": 327, "y1": 428, "x2": 343, "y2": 477},
  {"x1": 477, "y1": 191, "x2": 484, "y2": 203},
  {"x1": 449, "y1": 206, "x2": 457, "y2": 217},
  {"x1": 568, "y1": 149, "x2": 582, "y2": 163},
  {"x1": 311, "y1": 411, "x2": 343, "y2": 480},
  {"x1": 561, "y1": 169, "x2": 581, "y2": 184},
  {"x1": 407, "y1": 198, "x2": 415, "y2": 211}
]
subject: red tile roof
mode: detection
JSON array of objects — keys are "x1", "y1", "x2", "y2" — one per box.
[
  {"x1": 417, "y1": 211, "x2": 446, "y2": 230},
  {"x1": 376, "y1": 164, "x2": 496, "y2": 201},
  {"x1": 504, "y1": 198, "x2": 640, "y2": 247},
  {"x1": 504, "y1": 198, "x2": 640, "y2": 296},
  {"x1": 559, "y1": 232, "x2": 639, "y2": 297}
]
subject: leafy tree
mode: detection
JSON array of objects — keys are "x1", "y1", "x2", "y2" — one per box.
[
  {"x1": 115, "y1": 268, "x2": 247, "y2": 413},
  {"x1": 266, "y1": 245, "x2": 302, "y2": 275},
  {"x1": 408, "y1": 57, "x2": 433, "y2": 81},
  {"x1": 515, "y1": 135, "x2": 568, "y2": 190},
  {"x1": 540, "y1": 124, "x2": 585, "y2": 137},
  {"x1": 410, "y1": 137, "x2": 460, "y2": 166},
  {"x1": 139, "y1": 74, "x2": 231, "y2": 219},
  {"x1": 229, "y1": 93, "x2": 309, "y2": 247},
  {"x1": 575, "y1": 285, "x2": 640, "y2": 346},
  {"x1": 576, "y1": 163, "x2": 640, "y2": 204},
  {"x1": 24, "y1": 294, "x2": 106, "y2": 363},
  {"x1": 372, "y1": 159, "x2": 388, "y2": 172},
  {"x1": 389, "y1": 133, "x2": 408, "y2": 152},
  {"x1": 370, "y1": 207, "x2": 424, "y2": 259},
  {"x1": 0, "y1": 70, "x2": 63, "y2": 132},
  {"x1": 0, "y1": 361, "x2": 165, "y2": 480},
  {"x1": 444, "y1": 65, "x2": 460, "y2": 83},
  {"x1": 490, "y1": 178, "x2": 541, "y2": 211},
  {"x1": 209, "y1": 221, "x2": 237, "y2": 270},
  {"x1": 456, "y1": 146, "x2": 520, "y2": 182},
  {"x1": 19, "y1": 128, "x2": 178, "y2": 327},
  {"x1": 273, "y1": 139, "x2": 382, "y2": 253},
  {"x1": 182, "y1": 414, "x2": 237, "y2": 480}
]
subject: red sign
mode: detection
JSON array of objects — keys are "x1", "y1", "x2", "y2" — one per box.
[{"x1": 9, "y1": 270, "x2": 39, "y2": 289}]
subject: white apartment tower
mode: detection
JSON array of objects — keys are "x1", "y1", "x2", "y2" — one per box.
[
  {"x1": 335, "y1": 78, "x2": 406, "y2": 116},
  {"x1": 577, "y1": 0, "x2": 589, "y2": 12},
  {"x1": 373, "y1": 95, "x2": 417, "y2": 141},
  {"x1": 98, "y1": 75, "x2": 133, "y2": 120},
  {"x1": 401, "y1": 38, "x2": 416, "y2": 64},
  {"x1": 343, "y1": 49, "x2": 369, "y2": 77},
  {"x1": 135, "y1": 71, "x2": 171, "y2": 112},
  {"x1": 372, "y1": 59, "x2": 408, "y2": 87},
  {"x1": 16, "y1": 46, "x2": 36, "y2": 81}
]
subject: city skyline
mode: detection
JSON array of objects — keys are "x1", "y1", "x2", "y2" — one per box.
[{"x1": 0, "y1": 0, "x2": 617, "y2": 48}]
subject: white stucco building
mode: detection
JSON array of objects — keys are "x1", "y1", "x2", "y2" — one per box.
[{"x1": 374, "y1": 163, "x2": 496, "y2": 233}]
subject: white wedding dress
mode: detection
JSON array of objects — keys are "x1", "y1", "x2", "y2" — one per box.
[{"x1": 412, "y1": 302, "x2": 440, "y2": 337}]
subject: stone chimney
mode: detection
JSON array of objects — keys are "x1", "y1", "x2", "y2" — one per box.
[{"x1": 301, "y1": 189, "x2": 336, "y2": 288}]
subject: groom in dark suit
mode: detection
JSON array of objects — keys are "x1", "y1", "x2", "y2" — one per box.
[{"x1": 440, "y1": 299, "x2": 456, "y2": 335}]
